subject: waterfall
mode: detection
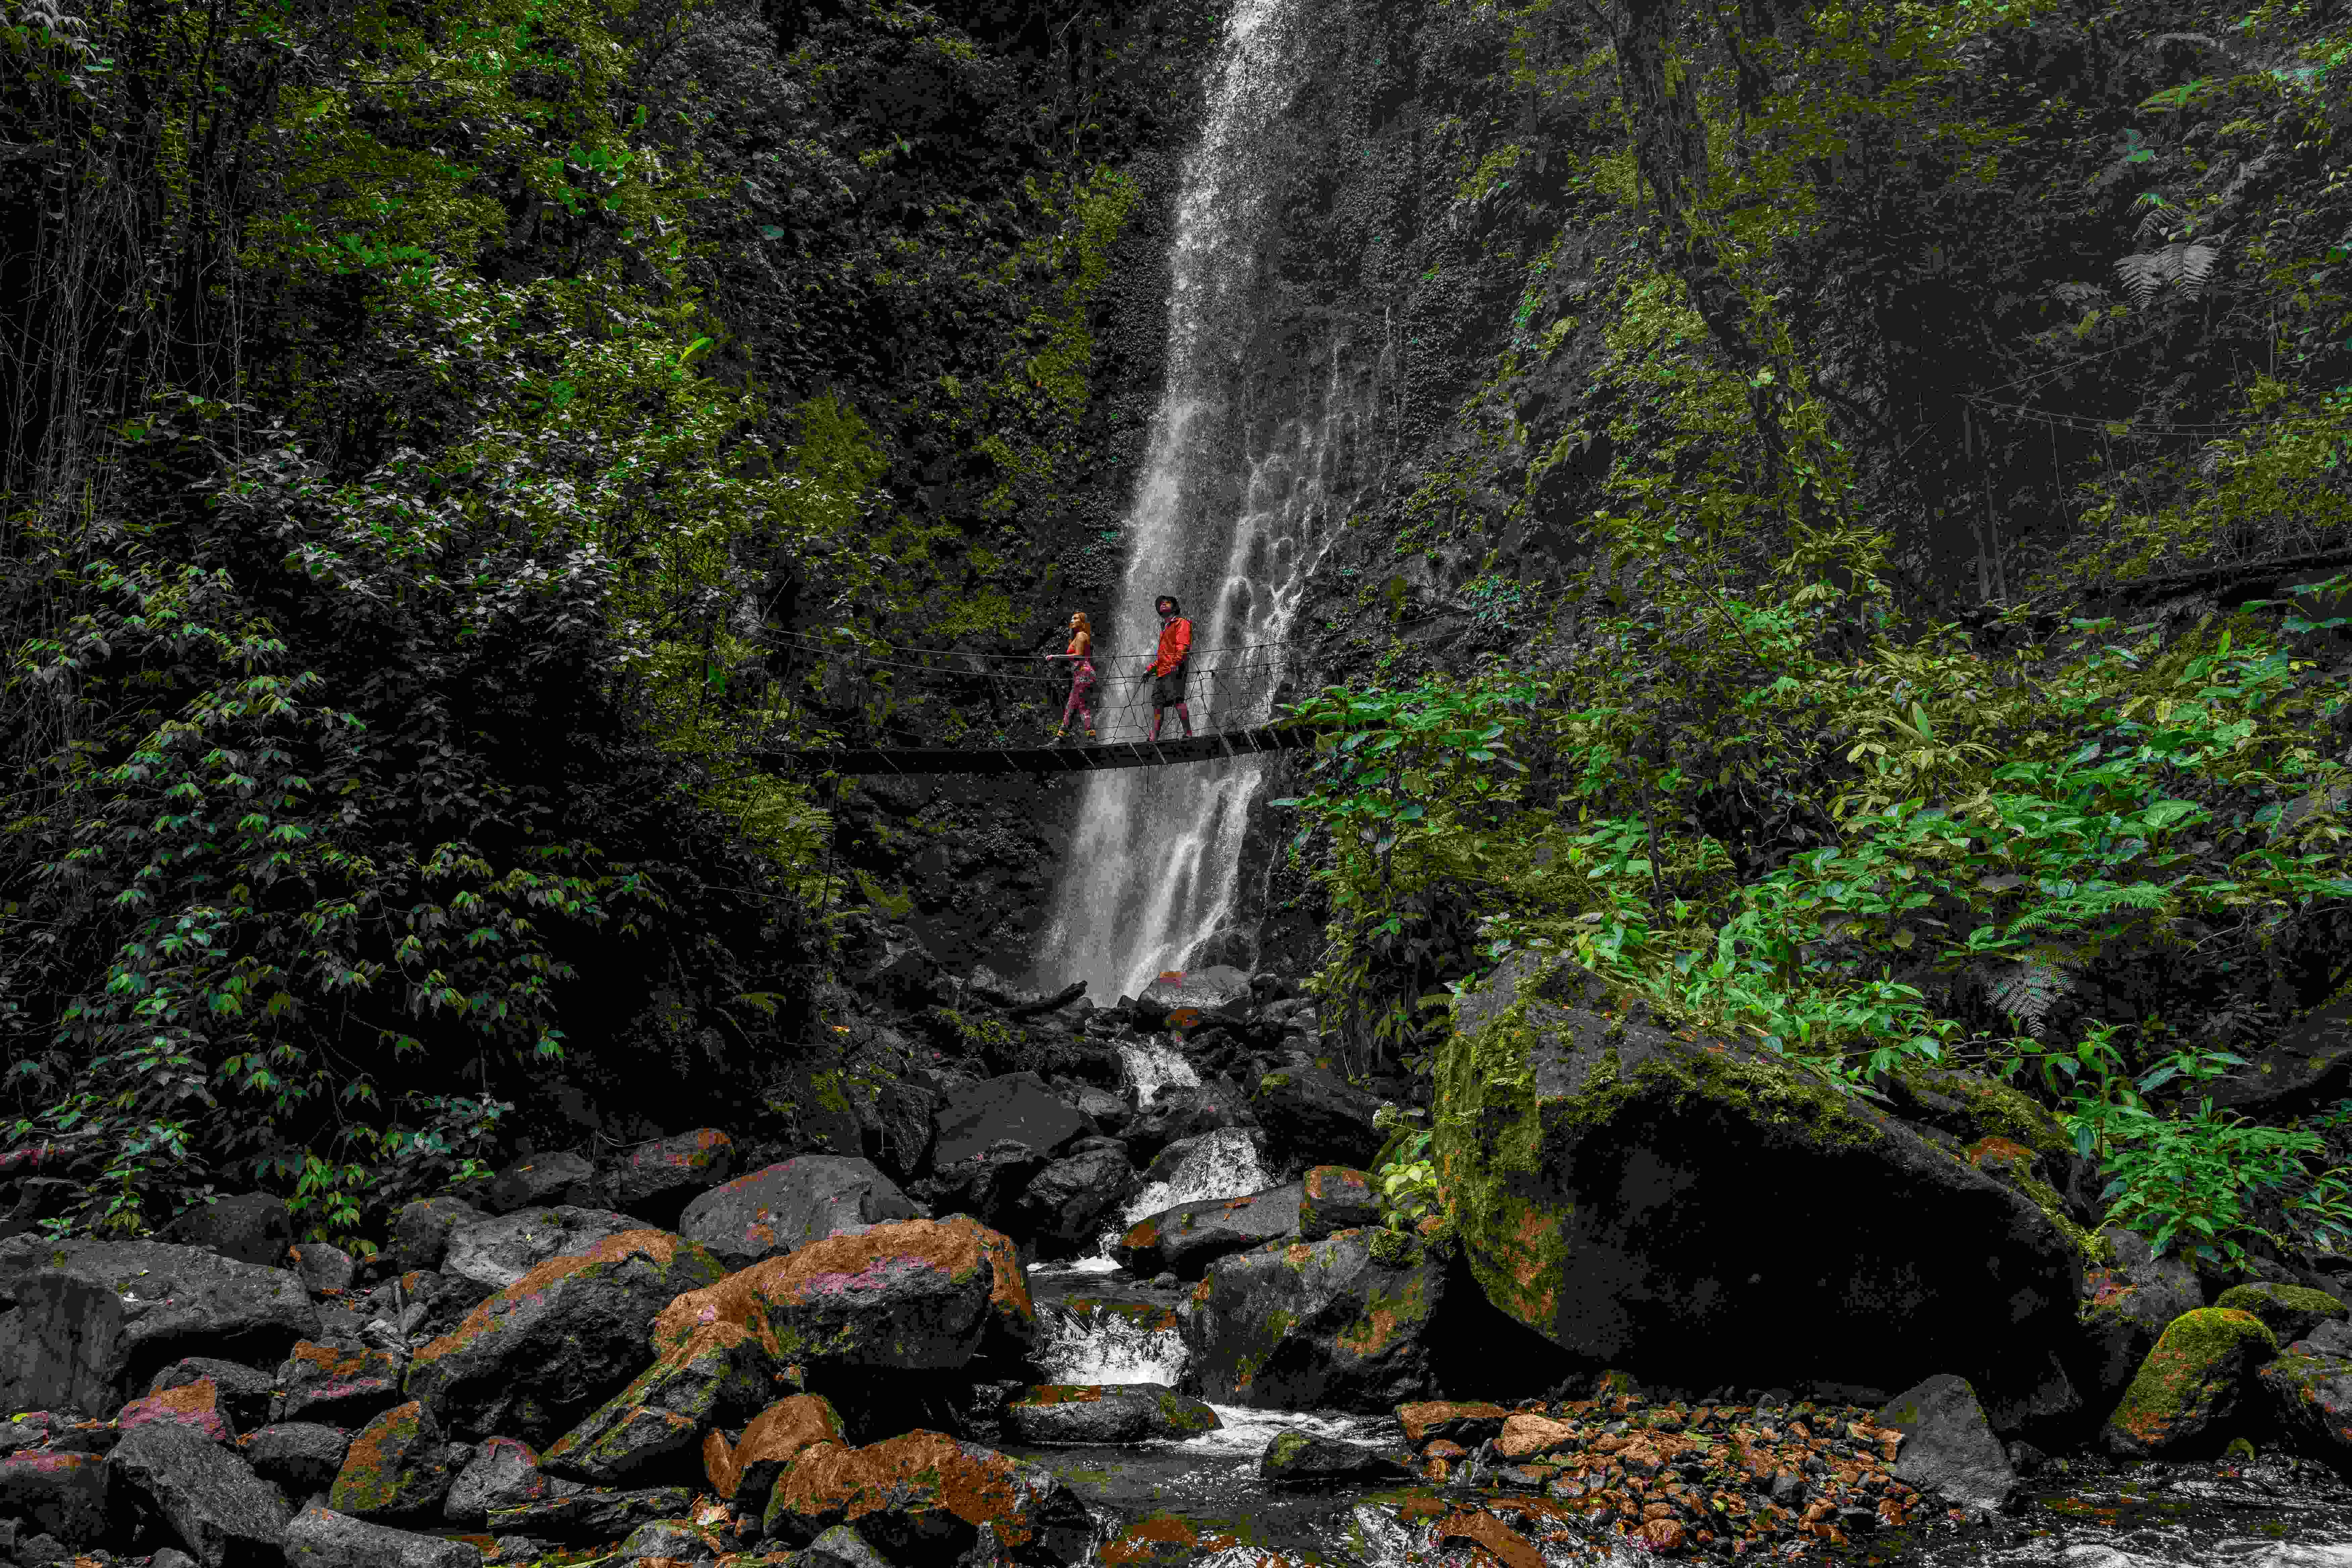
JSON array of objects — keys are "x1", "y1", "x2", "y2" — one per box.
[{"x1": 1043, "y1": 0, "x2": 1373, "y2": 1001}]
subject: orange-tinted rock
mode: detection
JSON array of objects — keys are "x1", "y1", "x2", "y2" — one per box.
[
  {"x1": 1398, "y1": 1401, "x2": 1510, "y2": 1446},
  {"x1": 1641, "y1": 1516, "x2": 1692, "y2": 1554},
  {"x1": 1494, "y1": 1413, "x2": 1577, "y2": 1461},
  {"x1": 702, "y1": 1429, "x2": 736, "y2": 1499},
  {"x1": 329, "y1": 1400, "x2": 457, "y2": 1520},
  {"x1": 726, "y1": 1394, "x2": 847, "y2": 1511},
  {"x1": 1434, "y1": 1508, "x2": 1545, "y2": 1568},
  {"x1": 651, "y1": 1216, "x2": 1033, "y2": 1374},
  {"x1": 273, "y1": 1339, "x2": 404, "y2": 1425},
  {"x1": 1099, "y1": 1512, "x2": 1242, "y2": 1566},
  {"x1": 762, "y1": 1431, "x2": 1090, "y2": 1563},
  {"x1": 406, "y1": 1229, "x2": 727, "y2": 1444},
  {"x1": 118, "y1": 1377, "x2": 237, "y2": 1443}
]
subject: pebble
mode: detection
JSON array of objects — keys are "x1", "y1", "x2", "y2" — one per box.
[{"x1": 1397, "y1": 1391, "x2": 1923, "y2": 1560}]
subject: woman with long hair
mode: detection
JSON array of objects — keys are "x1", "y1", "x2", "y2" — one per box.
[{"x1": 1049, "y1": 610, "x2": 1097, "y2": 743}]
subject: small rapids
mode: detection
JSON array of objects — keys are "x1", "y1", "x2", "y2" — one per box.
[
  {"x1": 1117, "y1": 1036, "x2": 1200, "y2": 1108},
  {"x1": 1033, "y1": 1302, "x2": 1189, "y2": 1386},
  {"x1": 1035, "y1": 1034, "x2": 1272, "y2": 1280}
]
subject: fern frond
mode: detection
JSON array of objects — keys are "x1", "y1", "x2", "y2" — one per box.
[
  {"x1": 2114, "y1": 251, "x2": 2164, "y2": 307},
  {"x1": 2113, "y1": 241, "x2": 2224, "y2": 307},
  {"x1": 1985, "y1": 950, "x2": 2082, "y2": 1040}
]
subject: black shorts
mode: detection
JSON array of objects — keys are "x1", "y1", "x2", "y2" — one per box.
[{"x1": 1153, "y1": 669, "x2": 1188, "y2": 705}]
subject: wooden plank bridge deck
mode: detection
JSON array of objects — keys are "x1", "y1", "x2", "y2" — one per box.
[{"x1": 766, "y1": 721, "x2": 1319, "y2": 775}]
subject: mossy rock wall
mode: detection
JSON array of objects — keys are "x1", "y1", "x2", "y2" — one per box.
[{"x1": 1431, "y1": 952, "x2": 2085, "y2": 1425}]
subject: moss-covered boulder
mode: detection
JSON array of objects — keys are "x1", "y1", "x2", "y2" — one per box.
[
  {"x1": 2215, "y1": 1281, "x2": 2348, "y2": 1345},
  {"x1": 1257, "y1": 1429, "x2": 1411, "y2": 1484},
  {"x1": 1431, "y1": 953, "x2": 2085, "y2": 1425},
  {"x1": 2102, "y1": 1307, "x2": 2278, "y2": 1456},
  {"x1": 1000, "y1": 1383, "x2": 1220, "y2": 1444},
  {"x1": 1298, "y1": 1167, "x2": 1383, "y2": 1240},
  {"x1": 1181, "y1": 1227, "x2": 1444, "y2": 1410},
  {"x1": 761, "y1": 1430, "x2": 1091, "y2": 1563},
  {"x1": 404, "y1": 1229, "x2": 728, "y2": 1446},
  {"x1": 2256, "y1": 1340, "x2": 2352, "y2": 1470},
  {"x1": 2077, "y1": 1226, "x2": 2209, "y2": 1405}
]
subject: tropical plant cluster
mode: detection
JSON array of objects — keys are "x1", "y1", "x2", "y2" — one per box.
[
  {"x1": 1290, "y1": 0, "x2": 2352, "y2": 1274},
  {"x1": 0, "y1": 0, "x2": 1214, "y2": 1241}
]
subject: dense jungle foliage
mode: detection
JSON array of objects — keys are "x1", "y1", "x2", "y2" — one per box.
[
  {"x1": 2, "y1": 0, "x2": 2349, "y2": 1282},
  {"x1": 1273, "y1": 0, "x2": 2352, "y2": 1273},
  {"x1": 0, "y1": 0, "x2": 1206, "y2": 1239}
]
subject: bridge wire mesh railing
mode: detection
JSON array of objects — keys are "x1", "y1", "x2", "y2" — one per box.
[{"x1": 747, "y1": 630, "x2": 1303, "y2": 756}]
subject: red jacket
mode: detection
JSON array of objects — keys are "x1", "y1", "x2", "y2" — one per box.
[{"x1": 1151, "y1": 617, "x2": 1193, "y2": 677}]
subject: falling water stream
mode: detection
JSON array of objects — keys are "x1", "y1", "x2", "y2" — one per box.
[{"x1": 1043, "y1": 0, "x2": 1373, "y2": 1001}]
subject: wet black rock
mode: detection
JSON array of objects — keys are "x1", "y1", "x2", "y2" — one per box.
[
  {"x1": 1001, "y1": 1384, "x2": 1220, "y2": 1444},
  {"x1": 159, "y1": 1195, "x2": 293, "y2": 1270},
  {"x1": 1258, "y1": 1431, "x2": 1411, "y2": 1484},
  {"x1": 1877, "y1": 1374, "x2": 2019, "y2": 1515},
  {"x1": 1014, "y1": 1145, "x2": 1139, "y2": 1257},
  {"x1": 1115, "y1": 1185, "x2": 1302, "y2": 1279},
  {"x1": 483, "y1": 1153, "x2": 598, "y2": 1215},
  {"x1": 1251, "y1": 1063, "x2": 1385, "y2": 1169}
]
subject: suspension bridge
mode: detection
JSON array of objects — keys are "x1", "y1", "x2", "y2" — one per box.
[{"x1": 752, "y1": 632, "x2": 1320, "y2": 775}]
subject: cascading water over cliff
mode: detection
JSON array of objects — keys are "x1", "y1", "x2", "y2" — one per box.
[{"x1": 1044, "y1": 0, "x2": 1374, "y2": 1000}]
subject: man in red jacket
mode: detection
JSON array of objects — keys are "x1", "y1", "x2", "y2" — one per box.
[{"x1": 1148, "y1": 593, "x2": 1194, "y2": 741}]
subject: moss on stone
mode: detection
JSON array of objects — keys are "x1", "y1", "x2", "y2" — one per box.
[
  {"x1": 1154, "y1": 1391, "x2": 1220, "y2": 1436},
  {"x1": 1433, "y1": 963, "x2": 1881, "y2": 1341},
  {"x1": 1963, "y1": 1136, "x2": 2103, "y2": 1265},
  {"x1": 2104, "y1": 1307, "x2": 2279, "y2": 1455},
  {"x1": 1897, "y1": 1065, "x2": 2071, "y2": 1159},
  {"x1": 2214, "y1": 1280, "x2": 2348, "y2": 1338},
  {"x1": 1367, "y1": 1227, "x2": 1423, "y2": 1270}
]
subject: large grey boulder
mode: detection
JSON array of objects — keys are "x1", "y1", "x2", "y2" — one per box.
[
  {"x1": 390, "y1": 1199, "x2": 485, "y2": 1275},
  {"x1": 283, "y1": 1506, "x2": 483, "y2": 1568},
  {"x1": 1182, "y1": 1228, "x2": 1444, "y2": 1410},
  {"x1": 403, "y1": 1229, "x2": 728, "y2": 1446},
  {"x1": 0, "y1": 1238, "x2": 318, "y2": 1416},
  {"x1": 1114, "y1": 1184, "x2": 1302, "y2": 1279},
  {"x1": 440, "y1": 1208, "x2": 646, "y2": 1291},
  {"x1": 158, "y1": 1196, "x2": 293, "y2": 1270},
  {"x1": 1876, "y1": 1374, "x2": 2018, "y2": 1516},
  {"x1": 482, "y1": 1152, "x2": 598, "y2": 1215},
  {"x1": 931, "y1": 1072, "x2": 1090, "y2": 1168},
  {"x1": 1432, "y1": 952, "x2": 2086, "y2": 1424},
  {"x1": 0, "y1": 1450, "x2": 109, "y2": 1546},
  {"x1": 677, "y1": 1158, "x2": 917, "y2": 1266},
  {"x1": 597, "y1": 1130, "x2": 735, "y2": 1229},
  {"x1": 105, "y1": 1420, "x2": 290, "y2": 1568}
]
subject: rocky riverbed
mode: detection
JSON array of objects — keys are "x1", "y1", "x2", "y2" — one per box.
[{"x1": 4, "y1": 958, "x2": 2352, "y2": 1567}]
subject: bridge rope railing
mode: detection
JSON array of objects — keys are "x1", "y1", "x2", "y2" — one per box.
[{"x1": 747, "y1": 629, "x2": 1307, "y2": 761}]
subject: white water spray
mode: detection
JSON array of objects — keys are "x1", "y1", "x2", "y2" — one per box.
[
  {"x1": 1043, "y1": 0, "x2": 1374, "y2": 1001},
  {"x1": 1116, "y1": 1038, "x2": 1200, "y2": 1108}
]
